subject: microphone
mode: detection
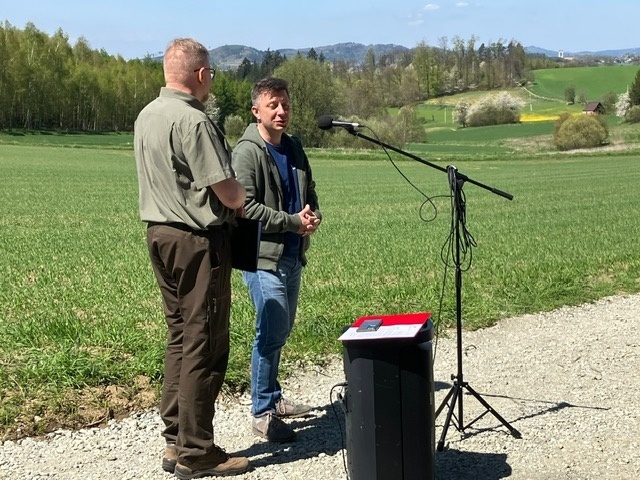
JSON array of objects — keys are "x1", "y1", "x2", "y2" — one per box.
[{"x1": 317, "y1": 115, "x2": 364, "y2": 130}]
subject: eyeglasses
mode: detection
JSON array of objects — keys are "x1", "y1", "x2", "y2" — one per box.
[{"x1": 194, "y1": 67, "x2": 216, "y2": 80}]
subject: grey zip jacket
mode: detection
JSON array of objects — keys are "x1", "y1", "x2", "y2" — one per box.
[{"x1": 232, "y1": 123, "x2": 322, "y2": 271}]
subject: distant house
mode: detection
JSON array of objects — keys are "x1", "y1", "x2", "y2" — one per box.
[{"x1": 583, "y1": 101, "x2": 605, "y2": 115}]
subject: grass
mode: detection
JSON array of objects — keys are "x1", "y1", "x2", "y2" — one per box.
[
  {"x1": 1, "y1": 121, "x2": 640, "y2": 439},
  {"x1": 0, "y1": 130, "x2": 135, "y2": 149},
  {"x1": 529, "y1": 65, "x2": 639, "y2": 101}
]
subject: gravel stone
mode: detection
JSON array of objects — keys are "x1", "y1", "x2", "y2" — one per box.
[{"x1": 1, "y1": 293, "x2": 639, "y2": 479}]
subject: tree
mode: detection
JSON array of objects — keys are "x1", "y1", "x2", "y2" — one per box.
[
  {"x1": 629, "y1": 68, "x2": 640, "y2": 106},
  {"x1": 274, "y1": 56, "x2": 343, "y2": 147},
  {"x1": 211, "y1": 71, "x2": 240, "y2": 128},
  {"x1": 363, "y1": 48, "x2": 376, "y2": 82},
  {"x1": 565, "y1": 84, "x2": 576, "y2": 104},
  {"x1": 260, "y1": 49, "x2": 285, "y2": 77},
  {"x1": 346, "y1": 78, "x2": 386, "y2": 119},
  {"x1": 626, "y1": 105, "x2": 640, "y2": 123},
  {"x1": 234, "y1": 80, "x2": 254, "y2": 124},
  {"x1": 394, "y1": 105, "x2": 426, "y2": 145},
  {"x1": 600, "y1": 91, "x2": 618, "y2": 114},
  {"x1": 394, "y1": 65, "x2": 421, "y2": 106},
  {"x1": 615, "y1": 91, "x2": 631, "y2": 118},
  {"x1": 306, "y1": 47, "x2": 318, "y2": 61},
  {"x1": 236, "y1": 57, "x2": 258, "y2": 81},
  {"x1": 223, "y1": 114, "x2": 246, "y2": 143},
  {"x1": 576, "y1": 90, "x2": 587, "y2": 105},
  {"x1": 204, "y1": 96, "x2": 220, "y2": 123},
  {"x1": 412, "y1": 42, "x2": 432, "y2": 99},
  {"x1": 454, "y1": 99, "x2": 471, "y2": 127}
]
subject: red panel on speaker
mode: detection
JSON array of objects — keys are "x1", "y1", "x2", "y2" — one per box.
[
  {"x1": 352, "y1": 312, "x2": 431, "y2": 327},
  {"x1": 339, "y1": 312, "x2": 432, "y2": 342}
]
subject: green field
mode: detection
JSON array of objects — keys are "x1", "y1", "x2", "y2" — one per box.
[
  {"x1": 529, "y1": 65, "x2": 639, "y2": 101},
  {"x1": 1, "y1": 135, "x2": 640, "y2": 438},
  {"x1": 1, "y1": 62, "x2": 640, "y2": 437}
]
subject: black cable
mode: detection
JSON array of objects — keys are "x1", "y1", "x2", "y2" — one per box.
[
  {"x1": 330, "y1": 381, "x2": 350, "y2": 480},
  {"x1": 442, "y1": 169, "x2": 477, "y2": 272},
  {"x1": 433, "y1": 168, "x2": 478, "y2": 361},
  {"x1": 356, "y1": 126, "x2": 457, "y2": 367},
  {"x1": 358, "y1": 126, "x2": 444, "y2": 222}
]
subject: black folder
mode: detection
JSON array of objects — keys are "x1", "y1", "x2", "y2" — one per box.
[{"x1": 230, "y1": 217, "x2": 262, "y2": 272}]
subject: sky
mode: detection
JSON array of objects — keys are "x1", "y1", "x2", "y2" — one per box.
[{"x1": 3, "y1": 0, "x2": 639, "y2": 60}]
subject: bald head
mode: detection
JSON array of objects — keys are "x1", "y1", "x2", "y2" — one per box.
[{"x1": 163, "y1": 38, "x2": 210, "y2": 92}]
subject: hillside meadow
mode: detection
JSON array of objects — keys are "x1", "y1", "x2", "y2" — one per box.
[
  {"x1": 412, "y1": 64, "x2": 640, "y2": 127},
  {"x1": 529, "y1": 65, "x2": 639, "y2": 101}
]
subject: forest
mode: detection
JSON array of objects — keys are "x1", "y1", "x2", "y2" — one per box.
[{"x1": 0, "y1": 21, "x2": 607, "y2": 140}]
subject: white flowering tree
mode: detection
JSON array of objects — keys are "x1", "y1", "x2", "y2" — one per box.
[
  {"x1": 454, "y1": 99, "x2": 471, "y2": 127},
  {"x1": 204, "y1": 96, "x2": 221, "y2": 123},
  {"x1": 615, "y1": 91, "x2": 631, "y2": 118},
  {"x1": 466, "y1": 91, "x2": 525, "y2": 127}
]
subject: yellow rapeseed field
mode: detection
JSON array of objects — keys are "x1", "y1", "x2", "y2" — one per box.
[{"x1": 520, "y1": 113, "x2": 560, "y2": 122}]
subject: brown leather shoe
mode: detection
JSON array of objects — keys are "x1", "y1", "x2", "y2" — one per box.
[
  {"x1": 274, "y1": 396, "x2": 313, "y2": 418},
  {"x1": 162, "y1": 444, "x2": 177, "y2": 473},
  {"x1": 174, "y1": 445, "x2": 250, "y2": 479},
  {"x1": 252, "y1": 413, "x2": 296, "y2": 442}
]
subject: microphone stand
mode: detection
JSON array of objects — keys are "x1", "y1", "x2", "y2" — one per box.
[{"x1": 341, "y1": 127, "x2": 520, "y2": 450}]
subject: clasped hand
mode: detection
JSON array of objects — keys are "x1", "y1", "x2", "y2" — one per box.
[{"x1": 298, "y1": 204, "x2": 320, "y2": 237}]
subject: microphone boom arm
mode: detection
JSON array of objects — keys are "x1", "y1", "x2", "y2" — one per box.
[{"x1": 345, "y1": 129, "x2": 513, "y2": 201}]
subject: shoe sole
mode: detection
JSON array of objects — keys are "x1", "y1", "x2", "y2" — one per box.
[
  {"x1": 162, "y1": 458, "x2": 177, "y2": 473},
  {"x1": 273, "y1": 410, "x2": 313, "y2": 419},
  {"x1": 174, "y1": 464, "x2": 249, "y2": 479},
  {"x1": 251, "y1": 426, "x2": 296, "y2": 442}
]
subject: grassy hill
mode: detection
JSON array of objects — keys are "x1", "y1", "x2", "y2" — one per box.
[
  {"x1": 391, "y1": 65, "x2": 640, "y2": 159},
  {"x1": 406, "y1": 65, "x2": 638, "y2": 135},
  {"x1": 412, "y1": 65, "x2": 639, "y2": 124},
  {"x1": 528, "y1": 65, "x2": 638, "y2": 101}
]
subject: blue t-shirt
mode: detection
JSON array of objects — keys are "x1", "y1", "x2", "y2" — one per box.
[{"x1": 266, "y1": 137, "x2": 302, "y2": 258}]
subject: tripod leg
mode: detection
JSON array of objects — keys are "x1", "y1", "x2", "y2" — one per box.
[
  {"x1": 464, "y1": 383, "x2": 522, "y2": 438},
  {"x1": 436, "y1": 383, "x2": 461, "y2": 452},
  {"x1": 435, "y1": 384, "x2": 455, "y2": 419}
]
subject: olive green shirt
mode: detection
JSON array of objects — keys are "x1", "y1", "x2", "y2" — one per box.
[{"x1": 134, "y1": 87, "x2": 235, "y2": 229}]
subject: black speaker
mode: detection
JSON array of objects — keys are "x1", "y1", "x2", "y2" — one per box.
[{"x1": 342, "y1": 321, "x2": 435, "y2": 480}]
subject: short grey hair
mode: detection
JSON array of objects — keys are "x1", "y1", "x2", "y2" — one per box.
[{"x1": 163, "y1": 38, "x2": 210, "y2": 83}]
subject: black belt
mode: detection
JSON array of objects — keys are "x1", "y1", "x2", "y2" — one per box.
[{"x1": 147, "y1": 221, "x2": 227, "y2": 234}]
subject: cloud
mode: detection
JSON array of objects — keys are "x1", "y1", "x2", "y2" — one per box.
[
  {"x1": 424, "y1": 3, "x2": 440, "y2": 10},
  {"x1": 406, "y1": 10, "x2": 425, "y2": 27},
  {"x1": 456, "y1": 2, "x2": 469, "y2": 6}
]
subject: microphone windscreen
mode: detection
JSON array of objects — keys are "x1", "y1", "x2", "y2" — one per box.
[{"x1": 317, "y1": 115, "x2": 334, "y2": 130}]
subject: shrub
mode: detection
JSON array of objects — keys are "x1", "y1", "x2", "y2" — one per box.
[
  {"x1": 553, "y1": 112, "x2": 573, "y2": 137},
  {"x1": 322, "y1": 111, "x2": 424, "y2": 150},
  {"x1": 625, "y1": 105, "x2": 640, "y2": 123},
  {"x1": 600, "y1": 92, "x2": 618, "y2": 114},
  {"x1": 466, "y1": 92, "x2": 524, "y2": 127},
  {"x1": 223, "y1": 114, "x2": 247, "y2": 143},
  {"x1": 553, "y1": 114, "x2": 609, "y2": 151}
]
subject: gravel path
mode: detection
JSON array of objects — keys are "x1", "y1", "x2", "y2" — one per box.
[{"x1": 2, "y1": 294, "x2": 639, "y2": 480}]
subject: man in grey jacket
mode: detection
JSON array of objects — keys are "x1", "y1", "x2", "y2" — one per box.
[{"x1": 232, "y1": 77, "x2": 322, "y2": 443}]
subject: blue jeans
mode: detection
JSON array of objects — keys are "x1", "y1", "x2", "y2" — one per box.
[{"x1": 243, "y1": 255, "x2": 302, "y2": 417}]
